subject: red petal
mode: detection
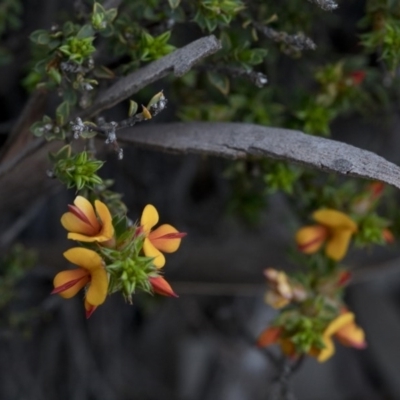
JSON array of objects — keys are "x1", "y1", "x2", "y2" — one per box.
[{"x1": 149, "y1": 277, "x2": 178, "y2": 297}]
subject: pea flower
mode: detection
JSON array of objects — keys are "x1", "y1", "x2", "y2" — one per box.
[
  {"x1": 61, "y1": 196, "x2": 114, "y2": 245},
  {"x1": 264, "y1": 268, "x2": 307, "y2": 309},
  {"x1": 140, "y1": 204, "x2": 186, "y2": 268},
  {"x1": 312, "y1": 312, "x2": 366, "y2": 362},
  {"x1": 52, "y1": 248, "x2": 108, "y2": 318},
  {"x1": 296, "y1": 209, "x2": 357, "y2": 261},
  {"x1": 257, "y1": 312, "x2": 366, "y2": 363}
]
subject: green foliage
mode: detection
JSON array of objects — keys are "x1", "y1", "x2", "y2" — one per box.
[
  {"x1": 30, "y1": 115, "x2": 68, "y2": 141},
  {"x1": 99, "y1": 226, "x2": 157, "y2": 302},
  {"x1": 50, "y1": 148, "x2": 104, "y2": 191},
  {"x1": 194, "y1": 0, "x2": 245, "y2": 32},
  {"x1": 354, "y1": 213, "x2": 390, "y2": 247},
  {"x1": 140, "y1": 31, "x2": 175, "y2": 61},
  {"x1": 361, "y1": 1, "x2": 400, "y2": 73},
  {"x1": 59, "y1": 36, "x2": 96, "y2": 64}
]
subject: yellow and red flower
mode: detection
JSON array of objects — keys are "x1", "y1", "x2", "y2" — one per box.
[
  {"x1": 296, "y1": 209, "x2": 357, "y2": 261},
  {"x1": 52, "y1": 247, "x2": 108, "y2": 318},
  {"x1": 140, "y1": 204, "x2": 186, "y2": 268},
  {"x1": 61, "y1": 196, "x2": 114, "y2": 245},
  {"x1": 257, "y1": 311, "x2": 366, "y2": 363},
  {"x1": 312, "y1": 312, "x2": 366, "y2": 362}
]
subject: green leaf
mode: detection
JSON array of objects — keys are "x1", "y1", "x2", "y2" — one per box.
[
  {"x1": 77, "y1": 24, "x2": 95, "y2": 39},
  {"x1": 56, "y1": 101, "x2": 70, "y2": 126},
  {"x1": 48, "y1": 68, "x2": 62, "y2": 85},
  {"x1": 105, "y1": 8, "x2": 118, "y2": 23},
  {"x1": 168, "y1": 0, "x2": 181, "y2": 9},
  {"x1": 128, "y1": 100, "x2": 138, "y2": 117},
  {"x1": 93, "y1": 2, "x2": 106, "y2": 15},
  {"x1": 207, "y1": 72, "x2": 230, "y2": 95},
  {"x1": 30, "y1": 30, "x2": 50, "y2": 45}
]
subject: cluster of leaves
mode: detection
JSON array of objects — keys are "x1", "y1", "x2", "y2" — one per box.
[
  {"x1": 49, "y1": 145, "x2": 104, "y2": 190},
  {"x1": 360, "y1": 0, "x2": 400, "y2": 74}
]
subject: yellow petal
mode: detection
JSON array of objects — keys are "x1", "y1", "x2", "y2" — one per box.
[
  {"x1": 63, "y1": 248, "x2": 104, "y2": 271},
  {"x1": 143, "y1": 237, "x2": 165, "y2": 268},
  {"x1": 149, "y1": 224, "x2": 181, "y2": 253},
  {"x1": 95, "y1": 200, "x2": 114, "y2": 239},
  {"x1": 336, "y1": 320, "x2": 366, "y2": 349},
  {"x1": 324, "y1": 313, "x2": 354, "y2": 337},
  {"x1": 67, "y1": 232, "x2": 113, "y2": 242},
  {"x1": 317, "y1": 336, "x2": 335, "y2": 362},
  {"x1": 74, "y1": 196, "x2": 100, "y2": 230},
  {"x1": 86, "y1": 268, "x2": 108, "y2": 305},
  {"x1": 53, "y1": 269, "x2": 90, "y2": 298},
  {"x1": 296, "y1": 225, "x2": 327, "y2": 254},
  {"x1": 61, "y1": 212, "x2": 98, "y2": 236},
  {"x1": 313, "y1": 209, "x2": 357, "y2": 232},
  {"x1": 141, "y1": 204, "x2": 159, "y2": 234},
  {"x1": 326, "y1": 229, "x2": 354, "y2": 261}
]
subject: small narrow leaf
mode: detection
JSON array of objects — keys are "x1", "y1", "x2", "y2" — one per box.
[{"x1": 128, "y1": 100, "x2": 138, "y2": 117}]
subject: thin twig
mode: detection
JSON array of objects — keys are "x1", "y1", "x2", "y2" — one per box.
[
  {"x1": 254, "y1": 23, "x2": 316, "y2": 54},
  {"x1": 196, "y1": 64, "x2": 268, "y2": 87}
]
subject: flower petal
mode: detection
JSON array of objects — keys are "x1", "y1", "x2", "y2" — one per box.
[
  {"x1": 326, "y1": 229, "x2": 353, "y2": 261},
  {"x1": 148, "y1": 224, "x2": 182, "y2": 253},
  {"x1": 86, "y1": 268, "x2": 108, "y2": 306},
  {"x1": 143, "y1": 237, "x2": 165, "y2": 268},
  {"x1": 141, "y1": 204, "x2": 159, "y2": 234},
  {"x1": 317, "y1": 336, "x2": 335, "y2": 362},
  {"x1": 53, "y1": 269, "x2": 89, "y2": 298},
  {"x1": 67, "y1": 232, "x2": 112, "y2": 242},
  {"x1": 84, "y1": 299, "x2": 97, "y2": 319},
  {"x1": 296, "y1": 225, "x2": 327, "y2": 254},
  {"x1": 61, "y1": 212, "x2": 98, "y2": 236},
  {"x1": 257, "y1": 327, "x2": 282, "y2": 348},
  {"x1": 63, "y1": 248, "x2": 104, "y2": 271},
  {"x1": 149, "y1": 276, "x2": 178, "y2": 297},
  {"x1": 95, "y1": 200, "x2": 114, "y2": 239},
  {"x1": 74, "y1": 196, "x2": 100, "y2": 230},
  {"x1": 324, "y1": 313, "x2": 354, "y2": 337},
  {"x1": 313, "y1": 209, "x2": 357, "y2": 232}
]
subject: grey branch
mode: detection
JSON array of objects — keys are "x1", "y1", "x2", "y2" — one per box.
[
  {"x1": 117, "y1": 122, "x2": 400, "y2": 190},
  {"x1": 79, "y1": 35, "x2": 221, "y2": 120}
]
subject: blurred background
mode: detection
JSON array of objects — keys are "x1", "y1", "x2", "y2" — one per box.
[{"x1": 1, "y1": 0, "x2": 400, "y2": 399}]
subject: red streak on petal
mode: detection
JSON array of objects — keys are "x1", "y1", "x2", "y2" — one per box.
[
  {"x1": 51, "y1": 276, "x2": 87, "y2": 294},
  {"x1": 85, "y1": 305, "x2": 97, "y2": 319},
  {"x1": 135, "y1": 226, "x2": 144, "y2": 238},
  {"x1": 152, "y1": 232, "x2": 187, "y2": 240},
  {"x1": 338, "y1": 271, "x2": 352, "y2": 286},
  {"x1": 68, "y1": 204, "x2": 94, "y2": 227},
  {"x1": 297, "y1": 233, "x2": 326, "y2": 252}
]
